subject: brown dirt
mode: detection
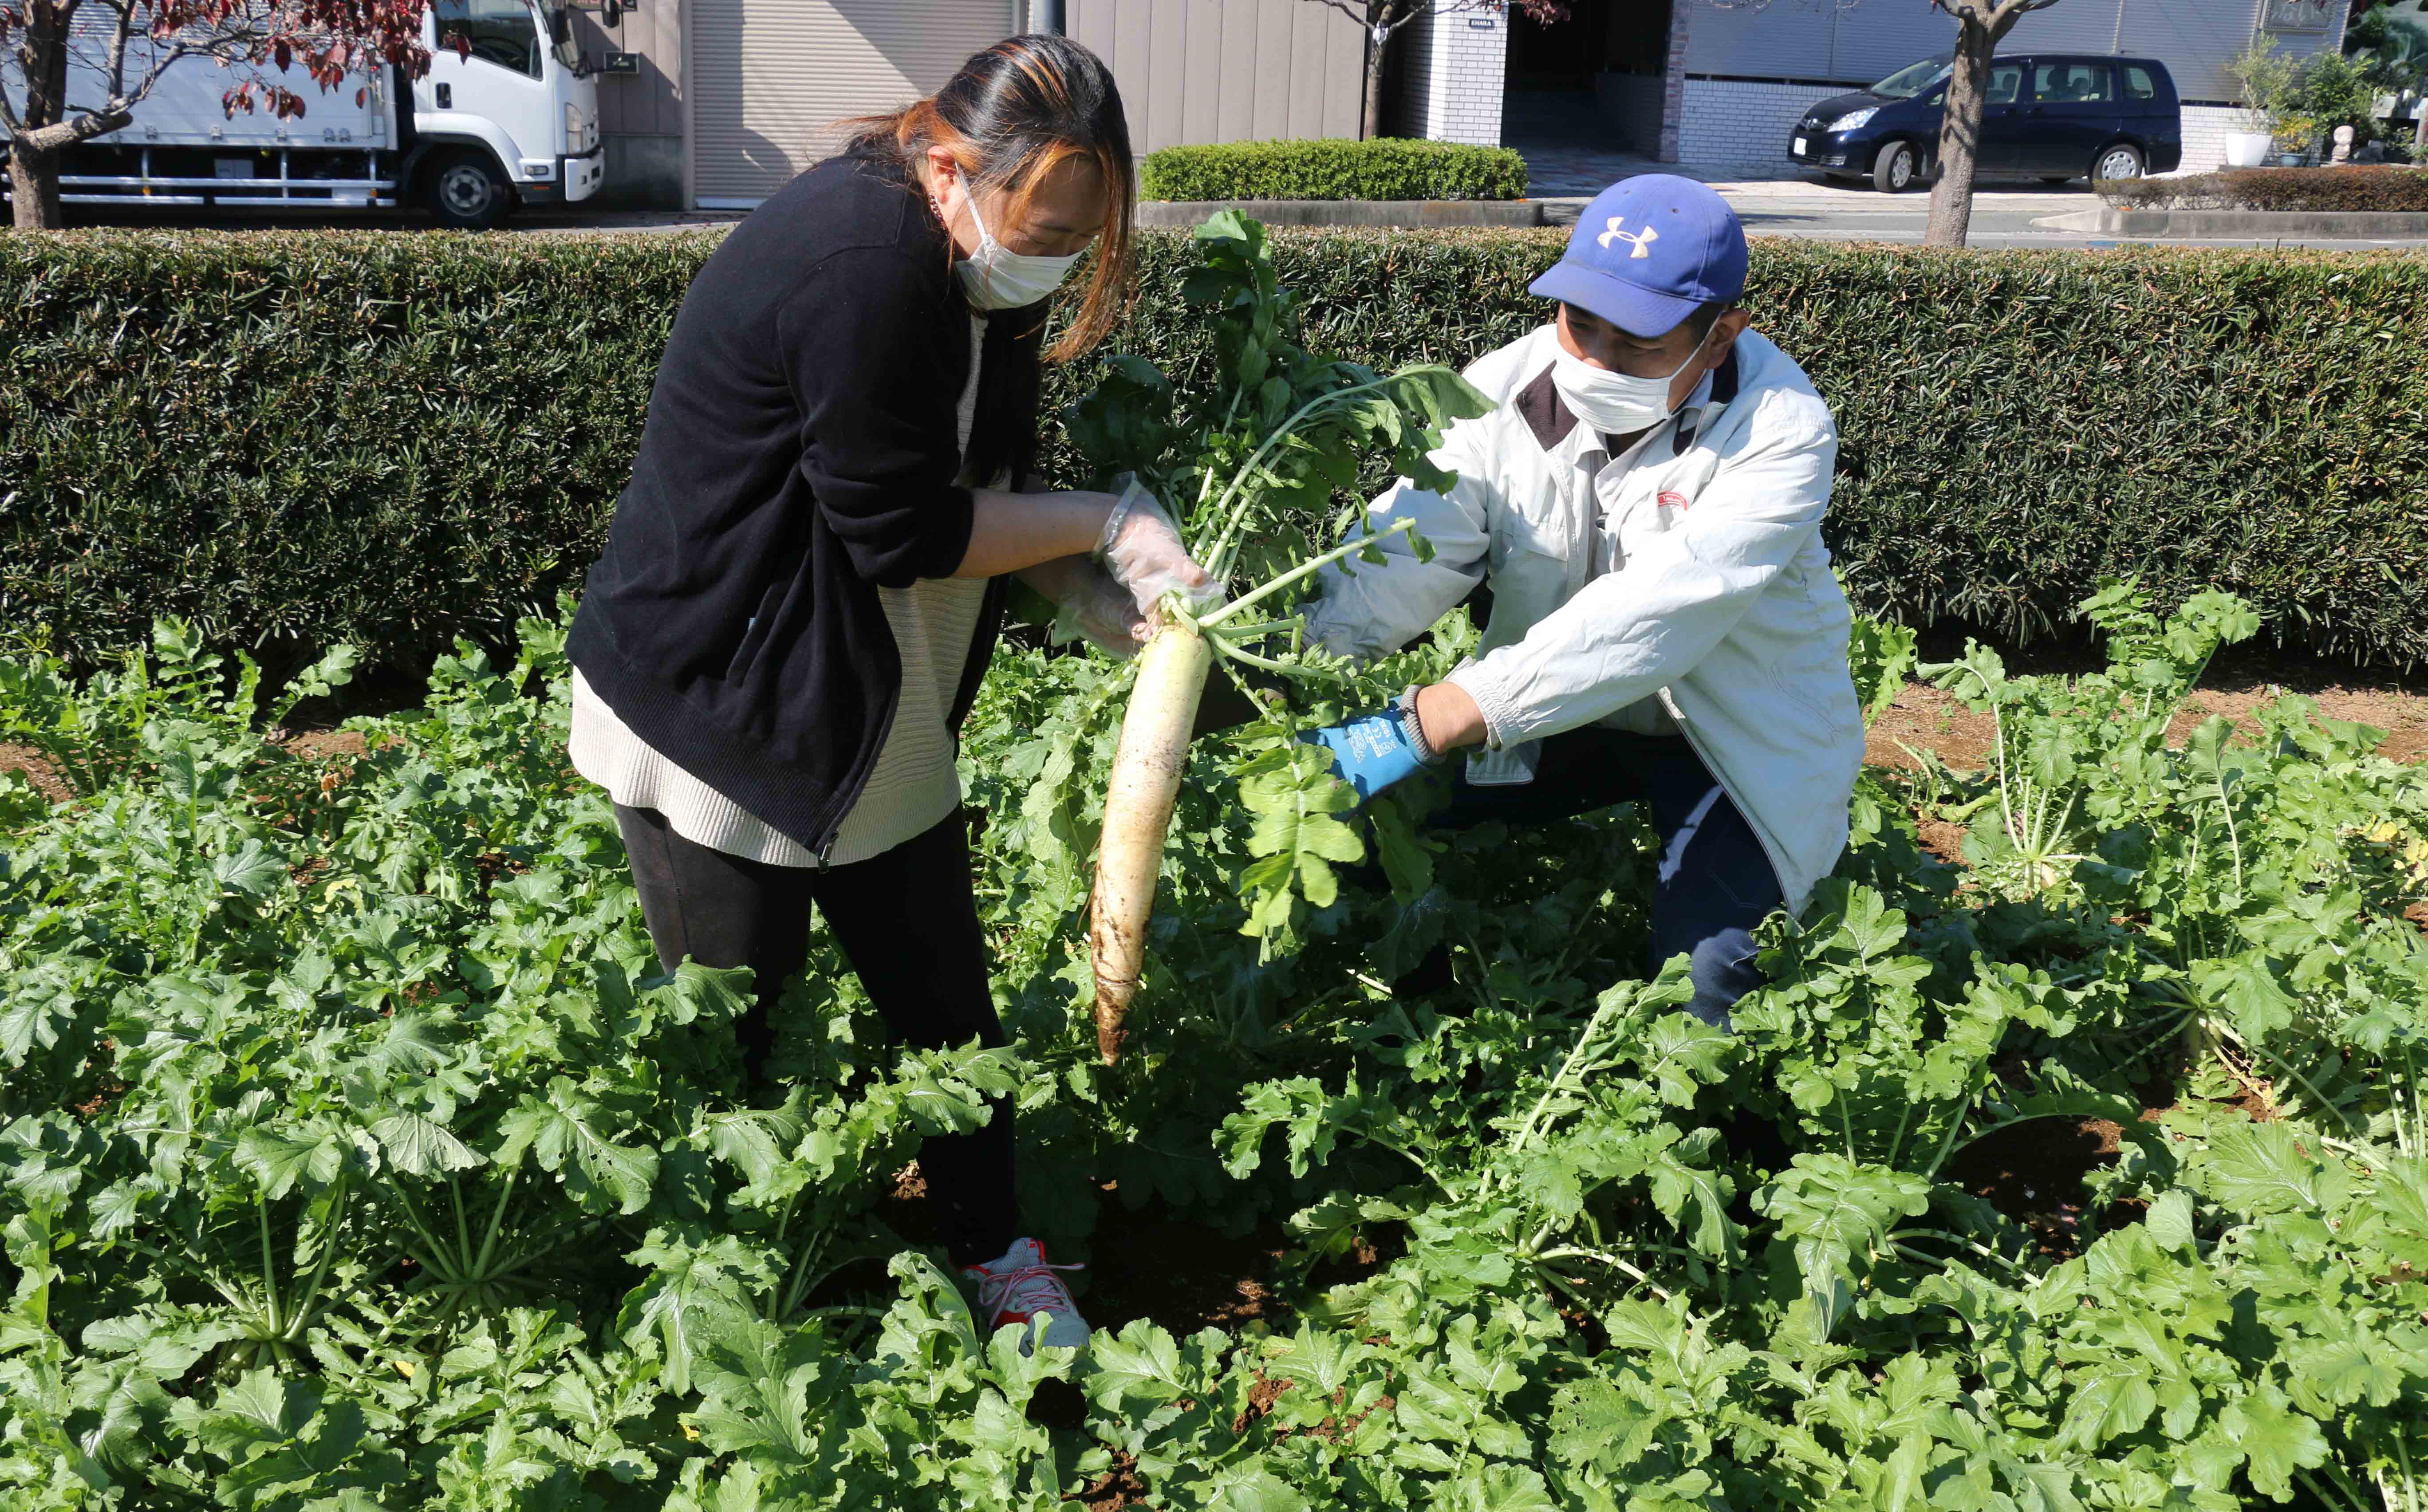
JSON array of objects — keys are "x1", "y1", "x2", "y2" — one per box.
[
  {"x1": 1914, "y1": 817, "x2": 1972, "y2": 868},
  {"x1": 1071, "y1": 1453, "x2": 1148, "y2": 1509},
  {"x1": 1940, "y1": 1115, "x2": 2124, "y2": 1260},
  {"x1": 1864, "y1": 674, "x2": 2428, "y2": 774},
  {"x1": 1078, "y1": 1190, "x2": 1292, "y2": 1337},
  {"x1": 873, "y1": 1168, "x2": 1330, "y2": 1340},
  {"x1": 277, "y1": 728, "x2": 369, "y2": 760},
  {"x1": 0, "y1": 743, "x2": 73, "y2": 803},
  {"x1": 1866, "y1": 685, "x2": 1993, "y2": 772},
  {"x1": 2, "y1": 727, "x2": 369, "y2": 811},
  {"x1": 1232, "y1": 1372, "x2": 1292, "y2": 1436}
]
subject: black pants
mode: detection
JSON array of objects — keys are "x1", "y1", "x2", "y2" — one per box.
[
  {"x1": 613, "y1": 804, "x2": 1016, "y2": 1267},
  {"x1": 1421, "y1": 729, "x2": 1786, "y2": 1027}
]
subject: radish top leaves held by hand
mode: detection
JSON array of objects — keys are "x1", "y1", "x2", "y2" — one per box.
[{"x1": 1064, "y1": 215, "x2": 1492, "y2": 1061}]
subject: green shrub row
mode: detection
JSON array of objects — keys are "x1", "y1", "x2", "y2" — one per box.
[
  {"x1": 4, "y1": 228, "x2": 2425, "y2": 673},
  {"x1": 1139, "y1": 137, "x2": 1529, "y2": 202},
  {"x1": 2103, "y1": 164, "x2": 2428, "y2": 211}
]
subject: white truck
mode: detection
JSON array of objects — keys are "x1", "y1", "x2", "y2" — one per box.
[{"x1": 6, "y1": 0, "x2": 603, "y2": 228}]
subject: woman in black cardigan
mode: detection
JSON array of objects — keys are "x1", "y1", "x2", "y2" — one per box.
[{"x1": 568, "y1": 35, "x2": 1199, "y2": 1351}]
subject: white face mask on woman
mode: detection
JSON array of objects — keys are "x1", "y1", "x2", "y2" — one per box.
[
  {"x1": 1549, "y1": 326, "x2": 1711, "y2": 437},
  {"x1": 938, "y1": 169, "x2": 1086, "y2": 310}
]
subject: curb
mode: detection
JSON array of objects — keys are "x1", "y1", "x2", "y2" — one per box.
[
  {"x1": 2033, "y1": 206, "x2": 2428, "y2": 238},
  {"x1": 1138, "y1": 198, "x2": 1577, "y2": 230}
]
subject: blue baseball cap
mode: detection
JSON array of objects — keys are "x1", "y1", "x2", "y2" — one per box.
[{"x1": 1528, "y1": 174, "x2": 1747, "y2": 339}]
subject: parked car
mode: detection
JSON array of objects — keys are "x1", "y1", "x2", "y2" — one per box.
[{"x1": 1788, "y1": 53, "x2": 2183, "y2": 192}]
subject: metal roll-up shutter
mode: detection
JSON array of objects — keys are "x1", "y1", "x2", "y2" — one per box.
[{"x1": 692, "y1": 0, "x2": 1017, "y2": 208}]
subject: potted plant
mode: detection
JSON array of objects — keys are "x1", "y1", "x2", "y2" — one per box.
[
  {"x1": 2227, "y1": 39, "x2": 2295, "y2": 166},
  {"x1": 2289, "y1": 51, "x2": 2380, "y2": 160}
]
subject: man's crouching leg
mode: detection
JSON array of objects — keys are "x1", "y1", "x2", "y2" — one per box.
[{"x1": 1641, "y1": 752, "x2": 1785, "y2": 1031}]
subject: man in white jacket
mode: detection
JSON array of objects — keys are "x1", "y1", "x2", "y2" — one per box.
[{"x1": 1299, "y1": 175, "x2": 1864, "y2": 1027}]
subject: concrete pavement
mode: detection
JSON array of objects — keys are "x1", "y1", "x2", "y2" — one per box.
[{"x1": 63, "y1": 182, "x2": 2424, "y2": 252}]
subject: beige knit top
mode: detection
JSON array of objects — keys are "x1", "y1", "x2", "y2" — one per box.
[{"x1": 570, "y1": 312, "x2": 996, "y2": 867}]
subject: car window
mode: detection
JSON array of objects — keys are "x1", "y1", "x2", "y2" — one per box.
[
  {"x1": 1872, "y1": 57, "x2": 1954, "y2": 99},
  {"x1": 2122, "y1": 64, "x2": 2158, "y2": 101},
  {"x1": 434, "y1": 0, "x2": 542, "y2": 79},
  {"x1": 1986, "y1": 64, "x2": 2022, "y2": 106},
  {"x1": 2033, "y1": 61, "x2": 2113, "y2": 104}
]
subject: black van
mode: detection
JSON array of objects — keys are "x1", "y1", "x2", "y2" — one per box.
[{"x1": 1787, "y1": 54, "x2": 2184, "y2": 192}]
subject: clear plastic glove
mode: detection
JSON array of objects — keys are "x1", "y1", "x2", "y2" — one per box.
[
  {"x1": 1097, "y1": 474, "x2": 1223, "y2": 624},
  {"x1": 1015, "y1": 555, "x2": 1151, "y2": 660}
]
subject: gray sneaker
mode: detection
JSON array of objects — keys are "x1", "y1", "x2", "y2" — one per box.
[{"x1": 962, "y1": 1237, "x2": 1091, "y2": 1354}]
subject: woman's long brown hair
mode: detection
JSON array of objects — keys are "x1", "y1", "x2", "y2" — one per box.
[{"x1": 842, "y1": 35, "x2": 1135, "y2": 362}]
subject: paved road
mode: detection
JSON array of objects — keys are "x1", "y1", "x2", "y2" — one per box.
[
  {"x1": 1516, "y1": 133, "x2": 2422, "y2": 250},
  {"x1": 1701, "y1": 179, "x2": 2422, "y2": 252},
  {"x1": 64, "y1": 185, "x2": 2422, "y2": 252}
]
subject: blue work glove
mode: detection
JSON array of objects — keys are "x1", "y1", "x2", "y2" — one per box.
[{"x1": 1301, "y1": 706, "x2": 1429, "y2": 802}]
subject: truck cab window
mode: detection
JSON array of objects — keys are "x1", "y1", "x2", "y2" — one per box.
[{"x1": 435, "y1": 0, "x2": 543, "y2": 79}]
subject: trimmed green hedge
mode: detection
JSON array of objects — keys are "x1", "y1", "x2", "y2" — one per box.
[
  {"x1": 0, "y1": 231, "x2": 698, "y2": 678},
  {"x1": 2103, "y1": 165, "x2": 2428, "y2": 211},
  {"x1": 1139, "y1": 138, "x2": 1529, "y2": 202},
  {"x1": 4, "y1": 229, "x2": 2426, "y2": 672}
]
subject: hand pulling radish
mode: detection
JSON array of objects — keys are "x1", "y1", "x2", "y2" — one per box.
[{"x1": 1065, "y1": 213, "x2": 1492, "y2": 1063}]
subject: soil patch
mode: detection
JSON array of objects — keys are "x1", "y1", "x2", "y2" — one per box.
[
  {"x1": 1863, "y1": 674, "x2": 2428, "y2": 774},
  {"x1": 2171, "y1": 685, "x2": 2428, "y2": 763},
  {"x1": 1866, "y1": 685, "x2": 1991, "y2": 772},
  {"x1": 871, "y1": 1168, "x2": 1311, "y2": 1340},
  {"x1": 0, "y1": 744, "x2": 73, "y2": 803},
  {"x1": 1941, "y1": 1115, "x2": 2121, "y2": 1260},
  {"x1": 1076, "y1": 1190, "x2": 1291, "y2": 1337},
  {"x1": 1072, "y1": 1453, "x2": 1148, "y2": 1509},
  {"x1": 280, "y1": 728, "x2": 370, "y2": 761},
  {"x1": 0, "y1": 728, "x2": 370, "y2": 810}
]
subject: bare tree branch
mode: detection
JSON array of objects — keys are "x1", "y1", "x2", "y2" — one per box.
[{"x1": 1304, "y1": 0, "x2": 1369, "y2": 26}]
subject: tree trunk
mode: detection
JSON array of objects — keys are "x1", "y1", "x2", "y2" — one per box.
[
  {"x1": 1922, "y1": 16, "x2": 1998, "y2": 248},
  {"x1": 10, "y1": 3, "x2": 73, "y2": 231},
  {"x1": 1363, "y1": 22, "x2": 1390, "y2": 140},
  {"x1": 9, "y1": 139, "x2": 64, "y2": 230}
]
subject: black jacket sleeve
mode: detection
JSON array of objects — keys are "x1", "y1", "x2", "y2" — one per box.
[{"x1": 781, "y1": 245, "x2": 975, "y2": 589}]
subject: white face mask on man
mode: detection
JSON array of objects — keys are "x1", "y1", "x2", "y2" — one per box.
[
  {"x1": 1549, "y1": 325, "x2": 1711, "y2": 437},
  {"x1": 936, "y1": 168, "x2": 1086, "y2": 311}
]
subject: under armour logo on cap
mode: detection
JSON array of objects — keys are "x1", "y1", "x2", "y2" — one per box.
[{"x1": 1598, "y1": 218, "x2": 1659, "y2": 258}]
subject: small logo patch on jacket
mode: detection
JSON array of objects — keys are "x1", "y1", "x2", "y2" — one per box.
[{"x1": 1657, "y1": 489, "x2": 1692, "y2": 511}]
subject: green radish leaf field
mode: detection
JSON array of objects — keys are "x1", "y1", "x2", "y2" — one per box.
[
  {"x1": 8, "y1": 577, "x2": 2428, "y2": 1509},
  {"x1": 6, "y1": 223, "x2": 2428, "y2": 1509}
]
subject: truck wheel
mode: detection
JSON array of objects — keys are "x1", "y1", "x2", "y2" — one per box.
[
  {"x1": 1871, "y1": 140, "x2": 1920, "y2": 193},
  {"x1": 424, "y1": 151, "x2": 514, "y2": 230}
]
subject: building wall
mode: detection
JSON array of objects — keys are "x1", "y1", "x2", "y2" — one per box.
[
  {"x1": 572, "y1": 0, "x2": 684, "y2": 208},
  {"x1": 2176, "y1": 103, "x2": 2244, "y2": 173},
  {"x1": 1666, "y1": 0, "x2": 2348, "y2": 177},
  {"x1": 1393, "y1": 4, "x2": 1510, "y2": 146},
  {"x1": 1592, "y1": 71, "x2": 1665, "y2": 155},
  {"x1": 1672, "y1": 0, "x2": 2348, "y2": 105},
  {"x1": 1064, "y1": 0, "x2": 1364, "y2": 154},
  {"x1": 1682, "y1": 0, "x2": 1952, "y2": 84},
  {"x1": 1677, "y1": 78, "x2": 1850, "y2": 173}
]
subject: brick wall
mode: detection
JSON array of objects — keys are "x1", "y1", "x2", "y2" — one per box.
[
  {"x1": 1676, "y1": 79, "x2": 1848, "y2": 173},
  {"x1": 1658, "y1": 0, "x2": 1689, "y2": 163},
  {"x1": 2167, "y1": 104, "x2": 2245, "y2": 175},
  {"x1": 1392, "y1": 6, "x2": 1509, "y2": 147}
]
